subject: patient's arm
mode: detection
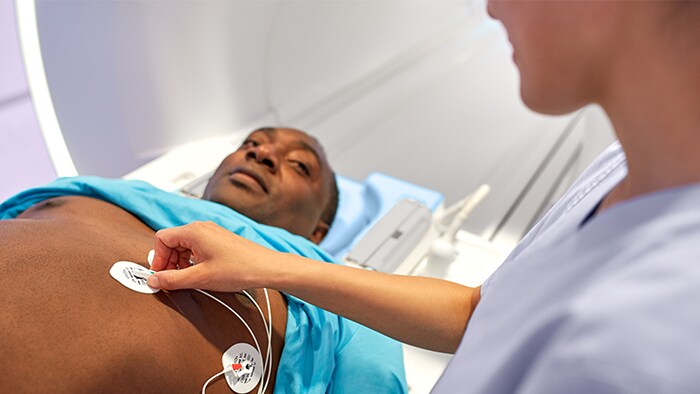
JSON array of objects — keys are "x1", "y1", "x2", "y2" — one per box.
[
  {"x1": 0, "y1": 197, "x2": 285, "y2": 393},
  {"x1": 151, "y1": 221, "x2": 479, "y2": 354}
]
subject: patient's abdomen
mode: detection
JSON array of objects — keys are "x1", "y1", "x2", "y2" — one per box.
[{"x1": 0, "y1": 197, "x2": 284, "y2": 393}]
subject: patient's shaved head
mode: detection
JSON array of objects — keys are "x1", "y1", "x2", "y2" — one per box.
[{"x1": 203, "y1": 127, "x2": 338, "y2": 244}]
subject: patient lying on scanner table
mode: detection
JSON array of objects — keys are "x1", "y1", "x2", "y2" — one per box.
[{"x1": 0, "y1": 127, "x2": 407, "y2": 393}]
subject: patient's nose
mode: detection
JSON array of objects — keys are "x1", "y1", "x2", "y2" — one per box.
[{"x1": 246, "y1": 144, "x2": 279, "y2": 171}]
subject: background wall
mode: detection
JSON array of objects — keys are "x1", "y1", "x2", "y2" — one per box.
[{"x1": 0, "y1": 0, "x2": 55, "y2": 202}]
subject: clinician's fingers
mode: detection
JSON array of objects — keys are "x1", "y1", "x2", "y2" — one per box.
[
  {"x1": 147, "y1": 263, "x2": 204, "y2": 290},
  {"x1": 149, "y1": 221, "x2": 261, "y2": 291},
  {"x1": 168, "y1": 248, "x2": 192, "y2": 270},
  {"x1": 152, "y1": 225, "x2": 198, "y2": 271}
]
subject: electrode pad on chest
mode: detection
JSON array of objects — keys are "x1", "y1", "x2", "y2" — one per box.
[
  {"x1": 222, "y1": 343, "x2": 263, "y2": 393},
  {"x1": 109, "y1": 261, "x2": 160, "y2": 294}
]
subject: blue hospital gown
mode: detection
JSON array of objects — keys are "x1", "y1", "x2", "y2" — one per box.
[{"x1": 0, "y1": 177, "x2": 407, "y2": 394}]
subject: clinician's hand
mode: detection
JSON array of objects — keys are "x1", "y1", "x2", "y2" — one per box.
[
  {"x1": 147, "y1": 223, "x2": 479, "y2": 353},
  {"x1": 147, "y1": 221, "x2": 277, "y2": 291}
]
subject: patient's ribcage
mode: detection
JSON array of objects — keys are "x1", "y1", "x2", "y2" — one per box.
[{"x1": 0, "y1": 196, "x2": 283, "y2": 394}]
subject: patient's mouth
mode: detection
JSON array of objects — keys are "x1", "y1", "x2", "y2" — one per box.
[{"x1": 229, "y1": 170, "x2": 268, "y2": 193}]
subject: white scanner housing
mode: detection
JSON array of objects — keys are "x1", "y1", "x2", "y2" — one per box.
[{"x1": 17, "y1": 0, "x2": 614, "y2": 253}]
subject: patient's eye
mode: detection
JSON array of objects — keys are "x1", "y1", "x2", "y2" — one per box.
[{"x1": 291, "y1": 160, "x2": 311, "y2": 177}]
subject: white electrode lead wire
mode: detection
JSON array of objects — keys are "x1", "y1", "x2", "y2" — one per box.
[
  {"x1": 150, "y1": 250, "x2": 271, "y2": 393},
  {"x1": 202, "y1": 369, "x2": 227, "y2": 394},
  {"x1": 198, "y1": 289, "x2": 273, "y2": 394},
  {"x1": 195, "y1": 289, "x2": 264, "y2": 393},
  {"x1": 261, "y1": 289, "x2": 273, "y2": 393},
  {"x1": 241, "y1": 289, "x2": 273, "y2": 394},
  {"x1": 251, "y1": 290, "x2": 273, "y2": 394}
]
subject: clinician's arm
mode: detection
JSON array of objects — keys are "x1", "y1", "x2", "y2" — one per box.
[{"x1": 148, "y1": 221, "x2": 480, "y2": 353}]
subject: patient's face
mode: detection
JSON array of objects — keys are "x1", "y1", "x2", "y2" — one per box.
[{"x1": 203, "y1": 128, "x2": 333, "y2": 243}]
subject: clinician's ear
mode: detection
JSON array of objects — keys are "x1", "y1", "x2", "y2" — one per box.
[{"x1": 310, "y1": 221, "x2": 330, "y2": 244}]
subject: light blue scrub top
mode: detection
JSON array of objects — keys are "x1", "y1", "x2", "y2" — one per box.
[{"x1": 434, "y1": 142, "x2": 700, "y2": 393}]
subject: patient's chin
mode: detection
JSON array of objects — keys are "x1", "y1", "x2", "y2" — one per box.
[
  {"x1": 206, "y1": 192, "x2": 256, "y2": 213},
  {"x1": 204, "y1": 196, "x2": 317, "y2": 242}
]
